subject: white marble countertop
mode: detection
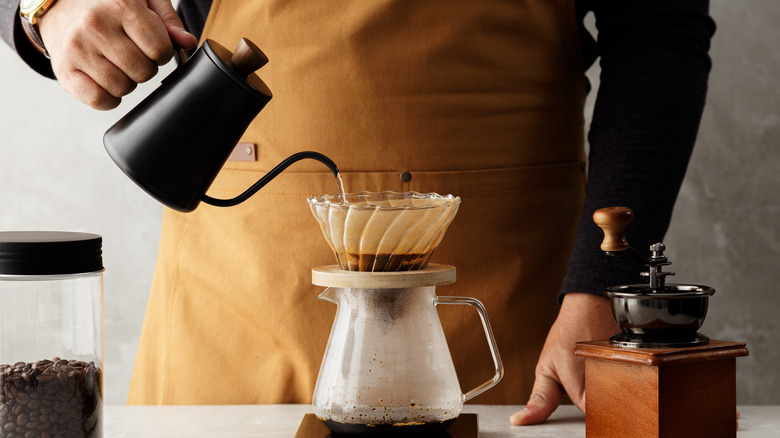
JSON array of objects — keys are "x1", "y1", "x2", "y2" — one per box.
[{"x1": 104, "y1": 404, "x2": 780, "y2": 437}]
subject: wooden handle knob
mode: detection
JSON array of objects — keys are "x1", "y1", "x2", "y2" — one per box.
[
  {"x1": 593, "y1": 207, "x2": 634, "y2": 252},
  {"x1": 231, "y1": 38, "x2": 268, "y2": 77}
]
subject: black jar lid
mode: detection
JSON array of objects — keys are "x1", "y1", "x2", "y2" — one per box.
[{"x1": 0, "y1": 231, "x2": 103, "y2": 275}]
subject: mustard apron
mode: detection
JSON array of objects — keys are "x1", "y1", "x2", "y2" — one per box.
[{"x1": 128, "y1": 0, "x2": 586, "y2": 405}]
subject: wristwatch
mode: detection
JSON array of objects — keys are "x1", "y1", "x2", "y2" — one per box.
[{"x1": 19, "y1": 0, "x2": 57, "y2": 58}]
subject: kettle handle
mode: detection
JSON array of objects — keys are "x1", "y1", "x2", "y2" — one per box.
[
  {"x1": 200, "y1": 151, "x2": 340, "y2": 207},
  {"x1": 175, "y1": 46, "x2": 187, "y2": 65},
  {"x1": 435, "y1": 296, "x2": 504, "y2": 402}
]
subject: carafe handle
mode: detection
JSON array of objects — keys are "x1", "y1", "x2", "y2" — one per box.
[{"x1": 435, "y1": 296, "x2": 504, "y2": 402}]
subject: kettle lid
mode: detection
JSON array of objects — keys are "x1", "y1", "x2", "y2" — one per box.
[{"x1": 203, "y1": 38, "x2": 273, "y2": 101}]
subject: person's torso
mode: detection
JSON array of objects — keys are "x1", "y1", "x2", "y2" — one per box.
[
  {"x1": 129, "y1": 0, "x2": 589, "y2": 406},
  {"x1": 201, "y1": 0, "x2": 587, "y2": 175}
]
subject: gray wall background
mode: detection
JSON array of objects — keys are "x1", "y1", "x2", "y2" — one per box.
[{"x1": 1, "y1": 0, "x2": 778, "y2": 405}]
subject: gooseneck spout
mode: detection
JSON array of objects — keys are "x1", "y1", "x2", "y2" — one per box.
[{"x1": 200, "y1": 151, "x2": 340, "y2": 207}]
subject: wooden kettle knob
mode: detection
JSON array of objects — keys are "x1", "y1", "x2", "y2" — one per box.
[
  {"x1": 593, "y1": 207, "x2": 634, "y2": 252},
  {"x1": 231, "y1": 38, "x2": 269, "y2": 77}
]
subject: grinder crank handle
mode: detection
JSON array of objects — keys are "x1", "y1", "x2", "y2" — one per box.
[
  {"x1": 435, "y1": 296, "x2": 504, "y2": 402},
  {"x1": 592, "y1": 206, "x2": 648, "y2": 264},
  {"x1": 593, "y1": 206, "x2": 633, "y2": 251}
]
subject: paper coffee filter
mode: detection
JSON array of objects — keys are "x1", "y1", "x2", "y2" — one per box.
[{"x1": 307, "y1": 191, "x2": 460, "y2": 271}]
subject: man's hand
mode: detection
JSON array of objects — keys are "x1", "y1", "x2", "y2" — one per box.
[
  {"x1": 510, "y1": 293, "x2": 618, "y2": 425},
  {"x1": 36, "y1": 0, "x2": 197, "y2": 110}
]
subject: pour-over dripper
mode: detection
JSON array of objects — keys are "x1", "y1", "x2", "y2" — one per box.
[{"x1": 307, "y1": 191, "x2": 460, "y2": 271}]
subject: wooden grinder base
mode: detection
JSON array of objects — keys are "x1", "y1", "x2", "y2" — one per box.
[{"x1": 573, "y1": 339, "x2": 748, "y2": 438}]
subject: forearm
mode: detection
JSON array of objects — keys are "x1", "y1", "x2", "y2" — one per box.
[{"x1": 560, "y1": 0, "x2": 716, "y2": 299}]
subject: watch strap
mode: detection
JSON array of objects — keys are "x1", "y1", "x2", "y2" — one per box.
[{"x1": 21, "y1": 15, "x2": 50, "y2": 59}]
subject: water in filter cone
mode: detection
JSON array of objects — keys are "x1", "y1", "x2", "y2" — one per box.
[{"x1": 307, "y1": 191, "x2": 461, "y2": 271}]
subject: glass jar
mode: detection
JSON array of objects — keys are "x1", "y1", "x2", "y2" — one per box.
[{"x1": 0, "y1": 231, "x2": 103, "y2": 438}]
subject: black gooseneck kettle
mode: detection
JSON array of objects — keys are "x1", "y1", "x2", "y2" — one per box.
[{"x1": 103, "y1": 38, "x2": 338, "y2": 212}]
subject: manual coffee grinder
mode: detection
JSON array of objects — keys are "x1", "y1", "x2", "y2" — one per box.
[
  {"x1": 296, "y1": 191, "x2": 504, "y2": 437},
  {"x1": 573, "y1": 207, "x2": 748, "y2": 438}
]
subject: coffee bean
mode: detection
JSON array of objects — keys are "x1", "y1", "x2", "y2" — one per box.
[
  {"x1": 36, "y1": 373, "x2": 54, "y2": 384},
  {"x1": 0, "y1": 358, "x2": 102, "y2": 437},
  {"x1": 16, "y1": 392, "x2": 29, "y2": 405},
  {"x1": 5, "y1": 382, "x2": 18, "y2": 398}
]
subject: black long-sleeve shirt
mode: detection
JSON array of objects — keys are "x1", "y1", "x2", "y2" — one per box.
[{"x1": 0, "y1": 0, "x2": 715, "y2": 301}]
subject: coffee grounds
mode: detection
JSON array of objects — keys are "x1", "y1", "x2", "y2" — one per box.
[
  {"x1": 345, "y1": 253, "x2": 432, "y2": 272},
  {"x1": 1, "y1": 358, "x2": 102, "y2": 438}
]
